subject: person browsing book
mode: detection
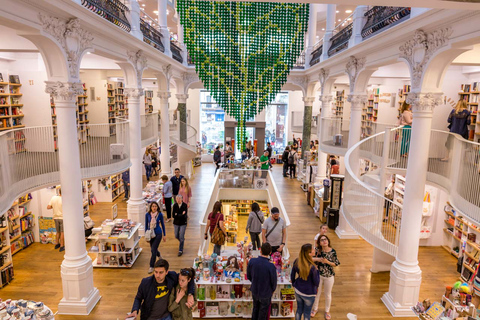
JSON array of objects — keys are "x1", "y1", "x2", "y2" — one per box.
[{"x1": 47, "y1": 188, "x2": 64, "y2": 252}]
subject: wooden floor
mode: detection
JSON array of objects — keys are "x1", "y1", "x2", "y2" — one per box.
[{"x1": 3, "y1": 164, "x2": 459, "y2": 319}]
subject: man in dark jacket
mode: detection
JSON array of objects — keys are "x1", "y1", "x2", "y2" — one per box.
[
  {"x1": 281, "y1": 146, "x2": 290, "y2": 177},
  {"x1": 213, "y1": 146, "x2": 221, "y2": 176},
  {"x1": 247, "y1": 243, "x2": 277, "y2": 320},
  {"x1": 122, "y1": 169, "x2": 130, "y2": 200},
  {"x1": 170, "y1": 168, "x2": 184, "y2": 199},
  {"x1": 172, "y1": 195, "x2": 188, "y2": 256},
  {"x1": 127, "y1": 259, "x2": 195, "y2": 320}
]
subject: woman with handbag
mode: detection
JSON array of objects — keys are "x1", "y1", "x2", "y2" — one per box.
[
  {"x1": 246, "y1": 202, "x2": 264, "y2": 251},
  {"x1": 204, "y1": 201, "x2": 226, "y2": 255},
  {"x1": 145, "y1": 202, "x2": 166, "y2": 274}
]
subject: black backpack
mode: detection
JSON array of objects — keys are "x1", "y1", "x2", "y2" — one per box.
[
  {"x1": 213, "y1": 151, "x2": 221, "y2": 163},
  {"x1": 288, "y1": 152, "x2": 295, "y2": 165}
]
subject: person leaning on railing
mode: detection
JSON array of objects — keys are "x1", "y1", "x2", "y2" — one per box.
[{"x1": 442, "y1": 99, "x2": 471, "y2": 161}]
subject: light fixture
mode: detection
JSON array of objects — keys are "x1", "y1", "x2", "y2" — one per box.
[
  {"x1": 142, "y1": 4, "x2": 145, "y2": 7},
  {"x1": 166, "y1": 9, "x2": 169, "y2": 15},
  {"x1": 321, "y1": 28, "x2": 325, "y2": 31},
  {"x1": 316, "y1": 35, "x2": 319, "y2": 38},
  {"x1": 345, "y1": 9, "x2": 352, "y2": 13},
  {"x1": 87, "y1": 52, "x2": 91, "y2": 55},
  {"x1": 153, "y1": 10, "x2": 158, "y2": 15},
  {"x1": 336, "y1": 10, "x2": 339, "y2": 13},
  {"x1": 338, "y1": 19, "x2": 341, "y2": 21},
  {"x1": 347, "y1": 18, "x2": 351, "y2": 21}
]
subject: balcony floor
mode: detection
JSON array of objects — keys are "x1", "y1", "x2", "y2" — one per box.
[{"x1": 4, "y1": 164, "x2": 458, "y2": 319}]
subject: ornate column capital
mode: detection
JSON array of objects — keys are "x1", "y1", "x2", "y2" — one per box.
[
  {"x1": 127, "y1": 50, "x2": 148, "y2": 88},
  {"x1": 176, "y1": 94, "x2": 189, "y2": 104},
  {"x1": 125, "y1": 88, "x2": 145, "y2": 99},
  {"x1": 157, "y1": 91, "x2": 171, "y2": 101},
  {"x1": 39, "y1": 14, "x2": 94, "y2": 80},
  {"x1": 348, "y1": 94, "x2": 368, "y2": 111},
  {"x1": 45, "y1": 81, "x2": 84, "y2": 103},
  {"x1": 399, "y1": 28, "x2": 452, "y2": 88},
  {"x1": 319, "y1": 94, "x2": 334, "y2": 105},
  {"x1": 407, "y1": 92, "x2": 443, "y2": 114},
  {"x1": 319, "y1": 68, "x2": 329, "y2": 88},
  {"x1": 345, "y1": 55, "x2": 366, "y2": 91},
  {"x1": 302, "y1": 96, "x2": 315, "y2": 106}
]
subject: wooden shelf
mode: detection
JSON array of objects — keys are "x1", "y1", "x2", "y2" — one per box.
[
  {"x1": 0, "y1": 262, "x2": 12, "y2": 272},
  {"x1": 455, "y1": 226, "x2": 467, "y2": 235},
  {"x1": 465, "y1": 250, "x2": 479, "y2": 263},
  {"x1": 463, "y1": 262, "x2": 476, "y2": 273},
  {"x1": 0, "y1": 245, "x2": 11, "y2": 255},
  {"x1": 11, "y1": 248, "x2": 21, "y2": 255},
  {"x1": 20, "y1": 212, "x2": 32, "y2": 219},
  {"x1": 444, "y1": 219, "x2": 455, "y2": 227},
  {"x1": 10, "y1": 234, "x2": 21, "y2": 242}
]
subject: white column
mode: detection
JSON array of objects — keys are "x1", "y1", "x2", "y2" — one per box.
[
  {"x1": 46, "y1": 81, "x2": 101, "y2": 315},
  {"x1": 382, "y1": 92, "x2": 442, "y2": 317},
  {"x1": 127, "y1": 0, "x2": 143, "y2": 40},
  {"x1": 159, "y1": 91, "x2": 171, "y2": 175},
  {"x1": 321, "y1": 4, "x2": 336, "y2": 62},
  {"x1": 126, "y1": 88, "x2": 147, "y2": 226},
  {"x1": 348, "y1": 6, "x2": 368, "y2": 48},
  {"x1": 315, "y1": 94, "x2": 334, "y2": 184},
  {"x1": 158, "y1": 0, "x2": 171, "y2": 56},
  {"x1": 305, "y1": 4, "x2": 317, "y2": 66}
]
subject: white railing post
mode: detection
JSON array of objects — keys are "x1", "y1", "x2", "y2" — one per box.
[
  {"x1": 321, "y1": 4, "x2": 336, "y2": 62},
  {"x1": 348, "y1": 6, "x2": 368, "y2": 48},
  {"x1": 449, "y1": 135, "x2": 463, "y2": 201},
  {"x1": 126, "y1": 0, "x2": 143, "y2": 40},
  {"x1": 158, "y1": 0, "x2": 172, "y2": 56}
]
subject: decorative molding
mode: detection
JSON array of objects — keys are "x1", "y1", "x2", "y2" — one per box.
[
  {"x1": 127, "y1": 50, "x2": 148, "y2": 88},
  {"x1": 347, "y1": 94, "x2": 368, "y2": 106},
  {"x1": 176, "y1": 94, "x2": 189, "y2": 104},
  {"x1": 290, "y1": 76, "x2": 309, "y2": 92},
  {"x1": 38, "y1": 14, "x2": 93, "y2": 79},
  {"x1": 319, "y1": 94, "x2": 334, "y2": 105},
  {"x1": 318, "y1": 68, "x2": 329, "y2": 87},
  {"x1": 399, "y1": 28, "x2": 452, "y2": 88},
  {"x1": 157, "y1": 91, "x2": 171, "y2": 101},
  {"x1": 45, "y1": 81, "x2": 84, "y2": 102},
  {"x1": 124, "y1": 88, "x2": 145, "y2": 99},
  {"x1": 162, "y1": 64, "x2": 173, "y2": 81},
  {"x1": 182, "y1": 72, "x2": 199, "y2": 94},
  {"x1": 406, "y1": 92, "x2": 443, "y2": 113},
  {"x1": 345, "y1": 56, "x2": 366, "y2": 91},
  {"x1": 302, "y1": 96, "x2": 315, "y2": 105}
]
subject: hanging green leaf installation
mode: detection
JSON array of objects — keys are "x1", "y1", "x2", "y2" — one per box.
[{"x1": 178, "y1": 1, "x2": 308, "y2": 150}]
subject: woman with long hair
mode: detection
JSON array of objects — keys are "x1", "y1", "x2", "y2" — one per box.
[
  {"x1": 179, "y1": 177, "x2": 193, "y2": 208},
  {"x1": 246, "y1": 202, "x2": 264, "y2": 250},
  {"x1": 143, "y1": 148, "x2": 153, "y2": 181},
  {"x1": 399, "y1": 101, "x2": 413, "y2": 157},
  {"x1": 168, "y1": 267, "x2": 197, "y2": 320},
  {"x1": 443, "y1": 99, "x2": 471, "y2": 160},
  {"x1": 291, "y1": 244, "x2": 320, "y2": 320},
  {"x1": 312, "y1": 235, "x2": 340, "y2": 320},
  {"x1": 145, "y1": 202, "x2": 166, "y2": 274},
  {"x1": 204, "y1": 201, "x2": 226, "y2": 255}
]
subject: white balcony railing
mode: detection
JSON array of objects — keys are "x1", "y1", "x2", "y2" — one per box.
[{"x1": 342, "y1": 126, "x2": 480, "y2": 257}]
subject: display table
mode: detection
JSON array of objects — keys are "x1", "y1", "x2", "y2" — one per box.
[
  {"x1": 143, "y1": 180, "x2": 164, "y2": 204},
  {"x1": 88, "y1": 219, "x2": 142, "y2": 268},
  {"x1": 0, "y1": 299, "x2": 54, "y2": 319},
  {"x1": 192, "y1": 249, "x2": 294, "y2": 318}
]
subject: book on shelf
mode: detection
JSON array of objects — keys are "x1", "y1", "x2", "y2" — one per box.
[
  {"x1": 9, "y1": 75, "x2": 20, "y2": 84},
  {"x1": 0, "y1": 73, "x2": 3, "y2": 82}
]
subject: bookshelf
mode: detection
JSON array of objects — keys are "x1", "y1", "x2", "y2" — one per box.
[
  {"x1": 111, "y1": 173, "x2": 124, "y2": 201},
  {"x1": 0, "y1": 75, "x2": 24, "y2": 132},
  {"x1": 334, "y1": 90, "x2": 345, "y2": 117},
  {"x1": 0, "y1": 205, "x2": 13, "y2": 288},
  {"x1": 458, "y1": 82, "x2": 479, "y2": 142},
  {"x1": 108, "y1": 81, "x2": 126, "y2": 135},
  {"x1": 51, "y1": 83, "x2": 89, "y2": 150},
  {"x1": 145, "y1": 90, "x2": 154, "y2": 114},
  {"x1": 362, "y1": 88, "x2": 380, "y2": 138},
  {"x1": 442, "y1": 201, "x2": 480, "y2": 283},
  {"x1": 7, "y1": 193, "x2": 33, "y2": 258},
  {"x1": 89, "y1": 219, "x2": 142, "y2": 268}
]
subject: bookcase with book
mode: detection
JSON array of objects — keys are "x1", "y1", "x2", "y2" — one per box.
[
  {"x1": 108, "y1": 81, "x2": 127, "y2": 135},
  {"x1": 7, "y1": 193, "x2": 33, "y2": 256},
  {"x1": 51, "y1": 83, "x2": 89, "y2": 150},
  {"x1": 334, "y1": 90, "x2": 345, "y2": 117},
  {"x1": 0, "y1": 74, "x2": 24, "y2": 132},
  {"x1": 442, "y1": 201, "x2": 480, "y2": 283},
  {"x1": 0, "y1": 206, "x2": 14, "y2": 288},
  {"x1": 88, "y1": 219, "x2": 142, "y2": 268},
  {"x1": 397, "y1": 85, "x2": 411, "y2": 118},
  {"x1": 458, "y1": 82, "x2": 479, "y2": 142},
  {"x1": 145, "y1": 90, "x2": 153, "y2": 114},
  {"x1": 361, "y1": 88, "x2": 380, "y2": 138},
  {"x1": 111, "y1": 173, "x2": 124, "y2": 201}
]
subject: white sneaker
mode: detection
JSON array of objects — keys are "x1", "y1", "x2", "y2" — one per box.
[{"x1": 148, "y1": 267, "x2": 154, "y2": 274}]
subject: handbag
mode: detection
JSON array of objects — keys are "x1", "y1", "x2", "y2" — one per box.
[
  {"x1": 145, "y1": 214, "x2": 157, "y2": 242},
  {"x1": 210, "y1": 213, "x2": 226, "y2": 246}
]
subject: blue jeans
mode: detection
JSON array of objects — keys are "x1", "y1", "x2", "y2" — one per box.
[
  {"x1": 252, "y1": 295, "x2": 271, "y2": 320},
  {"x1": 295, "y1": 293, "x2": 315, "y2": 320},
  {"x1": 174, "y1": 224, "x2": 186, "y2": 252},
  {"x1": 149, "y1": 233, "x2": 162, "y2": 268},
  {"x1": 145, "y1": 164, "x2": 152, "y2": 180},
  {"x1": 123, "y1": 183, "x2": 129, "y2": 199}
]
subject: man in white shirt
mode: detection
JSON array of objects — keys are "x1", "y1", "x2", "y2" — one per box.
[{"x1": 47, "y1": 188, "x2": 64, "y2": 252}]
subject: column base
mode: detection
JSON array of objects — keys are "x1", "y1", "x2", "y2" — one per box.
[
  {"x1": 381, "y1": 260, "x2": 422, "y2": 317},
  {"x1": 127, "y1": 198, "x2": 147, "y2": 235},
  {"x1": 335, "y1": 227, "x2": 359, "y2": 239},
  {"x1": 57, "y1": 255, "x2": 101, "y2": 315}
]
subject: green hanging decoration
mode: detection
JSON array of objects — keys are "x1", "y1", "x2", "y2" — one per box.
[{"x1": 178, "y1": 0, "x2": 308, "y2": 151}]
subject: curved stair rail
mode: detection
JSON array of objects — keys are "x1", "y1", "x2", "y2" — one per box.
[
  {"x1": 0, "y1": 119, "x2": 130, "y2": 216},
  {"x1": 319, "y1": 117, "x2": 350, "y2": 156},
  {"x1": 141, "y1": 112, "x2": 159, "y2": 148},
  {"x1": 342, "y1": 126, "x2": 480, "y2": 257}
]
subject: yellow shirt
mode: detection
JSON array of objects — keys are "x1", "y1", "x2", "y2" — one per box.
[{"x1": 49, "y1": 195, "x2": 63, "y2": 219}]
